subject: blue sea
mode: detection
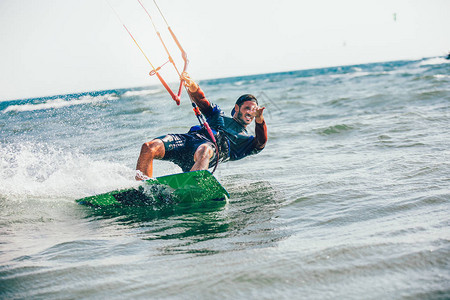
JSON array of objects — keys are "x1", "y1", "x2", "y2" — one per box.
[{"x1": 1, "y1": 57, "x2": 449, "y2": 299}]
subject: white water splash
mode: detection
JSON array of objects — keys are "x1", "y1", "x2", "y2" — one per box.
[{"x1": 0, "y1": 142, "x2": 137, "y2": 200}]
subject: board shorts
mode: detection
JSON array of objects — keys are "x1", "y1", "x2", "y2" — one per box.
[{"x1": 155, "y1": 131, "x2": 229, "y2": 172}]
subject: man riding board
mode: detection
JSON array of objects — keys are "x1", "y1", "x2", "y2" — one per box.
[{"x1": 135, "y1": 72, "x2": 267, "y2": 180}]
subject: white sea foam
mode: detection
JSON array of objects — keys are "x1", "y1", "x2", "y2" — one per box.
[
  {"x1": 0, "y1": 142, "x2": 136, "y2": 200},
  {"x1": 328, "y1": 71, "x2": 373, "y2": 80},
  {"x1": 233, "y1": 80, "x2": 246, "y2": 86},
  {"x1": 418, "y1": 57, "x2": 449, "y2": 66},
  {"x1": 2, "y1": 93, "x2": 119, "y2": 113},
  {"x1": 433, "y1": 74, "x2": 450, "y2": 80},
  {"x1": 123, "y1": 89, "x2": 161, "y2": 97}
]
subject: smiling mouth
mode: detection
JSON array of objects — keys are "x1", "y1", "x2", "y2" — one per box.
[{"x1": 244, "y1": 114, "x2": 253, "y2": 121}]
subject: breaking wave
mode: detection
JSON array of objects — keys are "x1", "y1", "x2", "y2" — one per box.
[{"x1": 2, "y1": 93, "x2": 119, "y2": 113}]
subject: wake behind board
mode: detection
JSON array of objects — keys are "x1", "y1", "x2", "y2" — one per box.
[{"x1": 76, "y1": 170, "x2": 229, "y2": 207}]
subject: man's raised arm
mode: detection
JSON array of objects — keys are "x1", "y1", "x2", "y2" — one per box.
[
  {"x1": 181, "y1": 72, "x2": 212, "y2": 114},
  {"x1": 254, "y1": 107, "x2": 267, "y2": 150}
]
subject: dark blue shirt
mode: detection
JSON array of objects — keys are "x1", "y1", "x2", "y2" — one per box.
[{"x1": 191, "y1": 104, "x2": 261, "y2": 160}]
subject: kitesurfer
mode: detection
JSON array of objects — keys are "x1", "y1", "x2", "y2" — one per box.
[{"x1": 135, "y1": 72, "x2": 267, "y2": 179}]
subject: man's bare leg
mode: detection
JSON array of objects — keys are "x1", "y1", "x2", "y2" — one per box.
[
  {"x1": 135, "y1": 139, "x2": 165, "y2": 180},
  {"x1": 191, "y1": 143, "x2": 214, "y2": 171}
]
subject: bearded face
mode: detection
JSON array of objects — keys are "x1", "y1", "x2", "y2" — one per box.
[{"x1": 234, "y1": 101, "x2": 257, "y2": 126}]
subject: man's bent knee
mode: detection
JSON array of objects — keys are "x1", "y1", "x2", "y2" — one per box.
[
  {"x1": 194, "y1": 143, "x2": 214, "y2": 162},
  {"x1": 140, "y1": 139, "x2": 165, "y2": 159}
]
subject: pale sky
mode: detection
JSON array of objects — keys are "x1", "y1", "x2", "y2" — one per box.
[{"x1": 0, "y1": 0, "x2": 449, "y2": 101}]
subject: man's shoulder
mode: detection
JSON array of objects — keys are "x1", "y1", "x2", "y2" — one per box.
[
  {"x1": 211, "y1": 103, "x2": 224, "y2": 112},
  {"x1": 205, "y1": 103, "x2": 227, "y2": 119}
]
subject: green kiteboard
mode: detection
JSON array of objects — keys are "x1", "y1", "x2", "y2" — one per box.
[{"x1": 76, "y1": 170, "x2": 229, "y2": 207}]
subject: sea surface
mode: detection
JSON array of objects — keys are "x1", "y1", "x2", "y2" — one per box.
[{"x1": 1, "y1": 57, "x2": 449, "y2": 299}]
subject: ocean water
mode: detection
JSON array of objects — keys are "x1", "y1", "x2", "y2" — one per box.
[{"x1": 0, "y1": 57, "x2": 449, "y2": 299}]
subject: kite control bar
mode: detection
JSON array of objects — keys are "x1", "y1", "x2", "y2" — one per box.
[
  {"x1": 109, "y1": 0, "x2": 188, "y2": 105},
  {"x1": 138, "y1": 0, "x2": 188, "y2": 106}
]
